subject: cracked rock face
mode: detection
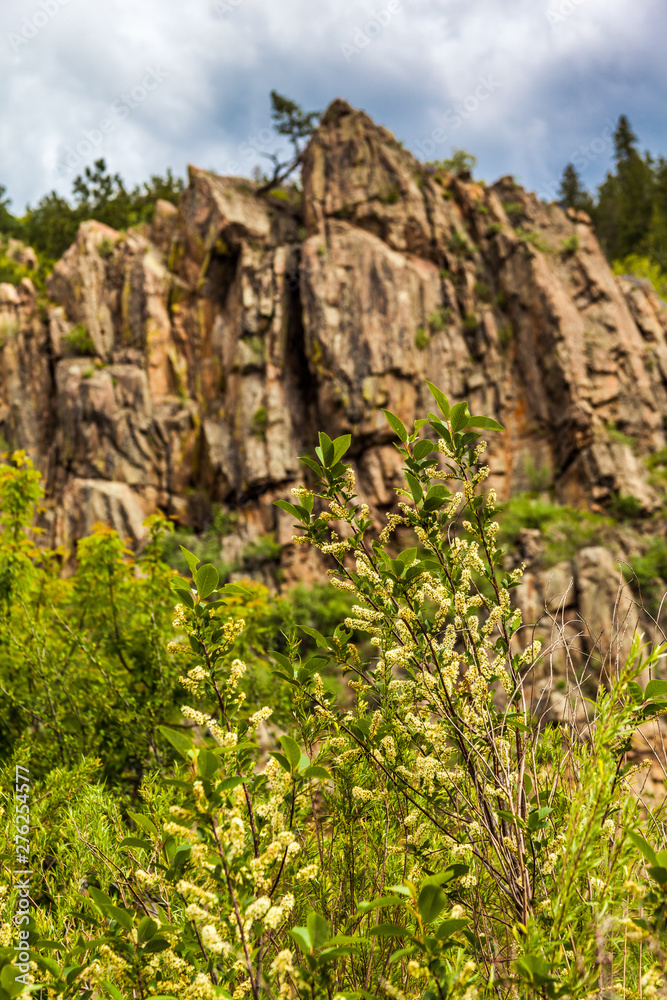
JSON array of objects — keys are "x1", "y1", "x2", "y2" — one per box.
[{"x1": 1, "y1": 100, "x2": 666, "y2": 637}]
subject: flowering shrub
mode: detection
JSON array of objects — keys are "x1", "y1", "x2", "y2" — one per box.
[{"x1": 3, "y1": 385, "x2": 667, "y2": 998}]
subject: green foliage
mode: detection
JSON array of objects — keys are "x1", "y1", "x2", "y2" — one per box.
[
  {"x1": 498, "y1": 321, "x2": 513, "y2": 348},
  {"x1": 557, "y1": 163, "x2": 595, "y2": 214},
  {"x1": 474, "y1": 279, "x2": 491, "y2": 301},
  {"x1": 415, "y1": 325, "x2": 430, "y2": 350},
  {"x1": 5, "y1": 392, "x2": 667, "y2": 999},
  {"x1": 62, "y1": 322, "x2": 96, "y2": 356},
  {"x1": 426, "y1": 148, "x2": 477, "y2": 177},
  {"x1": 499, "y1": 492, "x2": 614, "y2": 565},
  {"x1": 463, "y1": 311, "x2": 478, "y2": 331},
  {"x1": 448, "y1": 230, "x2": 472, "y2": 257},
  {"x1": 502, "y1": 200, "x2": 523, "y2": 218},
  {"x1": 514, "y1": 227, "x2": 550, "y2": 252},
  {"x1": 256, "y1": 91, "x2": 321, "y2": 193},
  {"x1": 251, "y1": 405, "x2": 268, "y2": 438},
  {"x1": 624, "y1": 536, "x2": 667, "y2": 610},
  {"x1": 560, "y1": 232, "x2": 579, "y2": 256},
  {"x1": 428, "y1": 306, "x2": 450, "y2": 332},
  {"x1": 609, "y1": 491, "x2": 644, "y2": 520},
  {"x1": 605, "y1": 421, "x2": 639, "y2": 449},
  {"x1": 614, "y1": 253, "x2": 667, "y2": 299},
  {"x1": 1, "y1": 158, "x2": 184, "y2": 265}
]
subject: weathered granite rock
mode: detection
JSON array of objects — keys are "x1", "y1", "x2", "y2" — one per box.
[{"x1": 0, "y1": 99, "x2": 666, "y2": 607}]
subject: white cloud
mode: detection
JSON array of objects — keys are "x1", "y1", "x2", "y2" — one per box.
[{"x1": 0, "y1": 0, "x2": 665, "y2": 210}]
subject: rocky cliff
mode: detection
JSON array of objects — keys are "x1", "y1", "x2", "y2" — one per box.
[{"x1": 2, "y1": 98, "x2": 667, "y2": 658}]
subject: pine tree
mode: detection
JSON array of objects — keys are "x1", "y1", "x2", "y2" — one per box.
[
  {"x1": 558, "y1": 163, "x2": 594, "y2": 213},
  {"x1": 256, "y1": 92, "x2": 321, "y2": 193},
  {"x1": 594, "y1": 115, "x2": 654, "y2": 259}
]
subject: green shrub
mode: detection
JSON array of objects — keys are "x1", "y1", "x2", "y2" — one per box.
[
  {"x1": 605, "y1": 421, "x2": 638, "y2": 449},
  {"x1": 560, "y1": 233, "x2": 579, "y2": 256},
  {"x1": 609, "y1": 491, "x2": 644, "y2": 520},
  {"x1": 515, "y1": 227, "x2": 550, "y2": 252},
  {"x1": 428, "y1": 306, "x2": 451, "y2": 332},
  {"x1": 463, "y1": 311, "x2": 478, "y2": 331},
  {"x1": 415, "y1": 325, "x2": 430, "y2": 349},
  {"x1": 499, "y1": 492, "x2": 614, "y2": 565},
  {"x1": 613, "y1": 253, "x2": 667, "y2": 299},
  {"x1": 4, "y1": 392, "x2": 667, "y2": 999},
  {"x1": 498, "y1": 321, "x2": 513, "y2": 349},
  {"x1": 63, "y1": 322, "x2": 96, "y2": 356},
  {"x1": 251, "y1": 404, "x2": 268, "y2": 438}
]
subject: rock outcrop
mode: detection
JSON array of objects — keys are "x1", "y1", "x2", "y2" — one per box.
[{"x1": 1, "y1": 98, "x2": 667, "y2": 664}]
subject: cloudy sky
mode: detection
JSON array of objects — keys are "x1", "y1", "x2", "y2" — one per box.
[{"x1": 2, "y1": 0, "x2": 665, "y2": 211}]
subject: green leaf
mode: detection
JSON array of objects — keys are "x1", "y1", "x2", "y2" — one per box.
[
  {"x1": 0, "y1": 966, "x2": 26, "y2": 999},
  {"x1": 195, "y1": 564, "x2": 219, "y2": 600},
  {"x1": 645, "y1": 679, "x2": 667, "y2": 701},
  {"x1": 127, "y1": 811, "x2": 157, "y2": 837},
  {"x1": 332, "y1": 434, "x2": 352, "y2": 465},
  {"x1": 436, "y1": 918, "x2": 468, "y2": 940},
  {"x1": 197, "y1": 749, "x2": 220, "y2": 779},
  {"x1": 179, "y1": 546, "x2": 201, "y2": 575},
  {"x1": 450, "y1": 401, "x2": 471, "y2": 432},
  {"x1": 298, "y1": 625, "x2": 330, "y2": 648},
  {"x1": 404, "y1": 472, "x2": 423, "y2": 503},
  {"x1": 382, "y1": 409, "x2": 408, "y2": 442},
  {"x1": 269, "y1": 751, "x2": 292, "y2": 772},
  {"x1": 307, "y1": 911, "x2": 330, "y2": 950},
  {"x1": 516, "y1": 954, "x2": 557, "y2": 986},
  {"x1": 105, "y1": 905, "x2": 133, "y2": 932},
  {"x1": 274, "y1": 500, "x2": 309, "y2": 524},
  {"x1": 317, "y1": 432, "x2": 335, "y2": 465},
  {"x1": 100, "y1": 982, "x2": 125, "y2": 1000},
  {"x1": 463, "y1": 414, "x2": 505, "y2": 432},
  {"x1": 158, "y1": 726, "x2": 194, "y2": 760},
  {"x1": 425, "y1": 381, "x2": 451, "y2": 419},
  {"x1": 220, "y1": 776, "x2": 245, "y2": 792},
  {"x1": 628, "y1": 830, "x2": 658, "y2": 866},
  {"x1": 142, "y1": 939, "x2": 171, "y2": 955},
  {"x1": 300, "y1": 455, "x2": 321, "y2": 475},
  {"x1": 356, "y1": 895, "x2": 404, "y2": 914},
  {"x1": 302, "y1": 765, "x2": 332, "y2": 781},
  {"x1": 290, "y1": 926, "x2": 312, "y2": 954},
  {"x1": 279, "y1": 735, "x2": 302, "y2": 770},
  {"x1": 648, "y1": 865, "x2": 667, "y2": 885},
  {"x1": 118, "y1": 837, "x2": 152, "y2": 851},
  {"x1": 169, "y1": 583, "x2": 194, "y2": 609},
  {"x1": 422, "y1": 484, "x2": 452, "y2": 512},
  {"x1": 418, "y1": 883, "x2": 447, "y2": 924},
  {"x1": 138, "y1": 916, "x2": 157, "y2": 943},
  {"x1": 221, "y1": 583, "x2": 252, "y2": 597},
  {"x1": 88, "y1": 887, "x2": 113, "y2": 906},
  {"x1": 413, "y1": 439, "x2": 435, "y2": 461},
  {"x1": 369, "y1": 923, "x2": 407, "y2": 938}
]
